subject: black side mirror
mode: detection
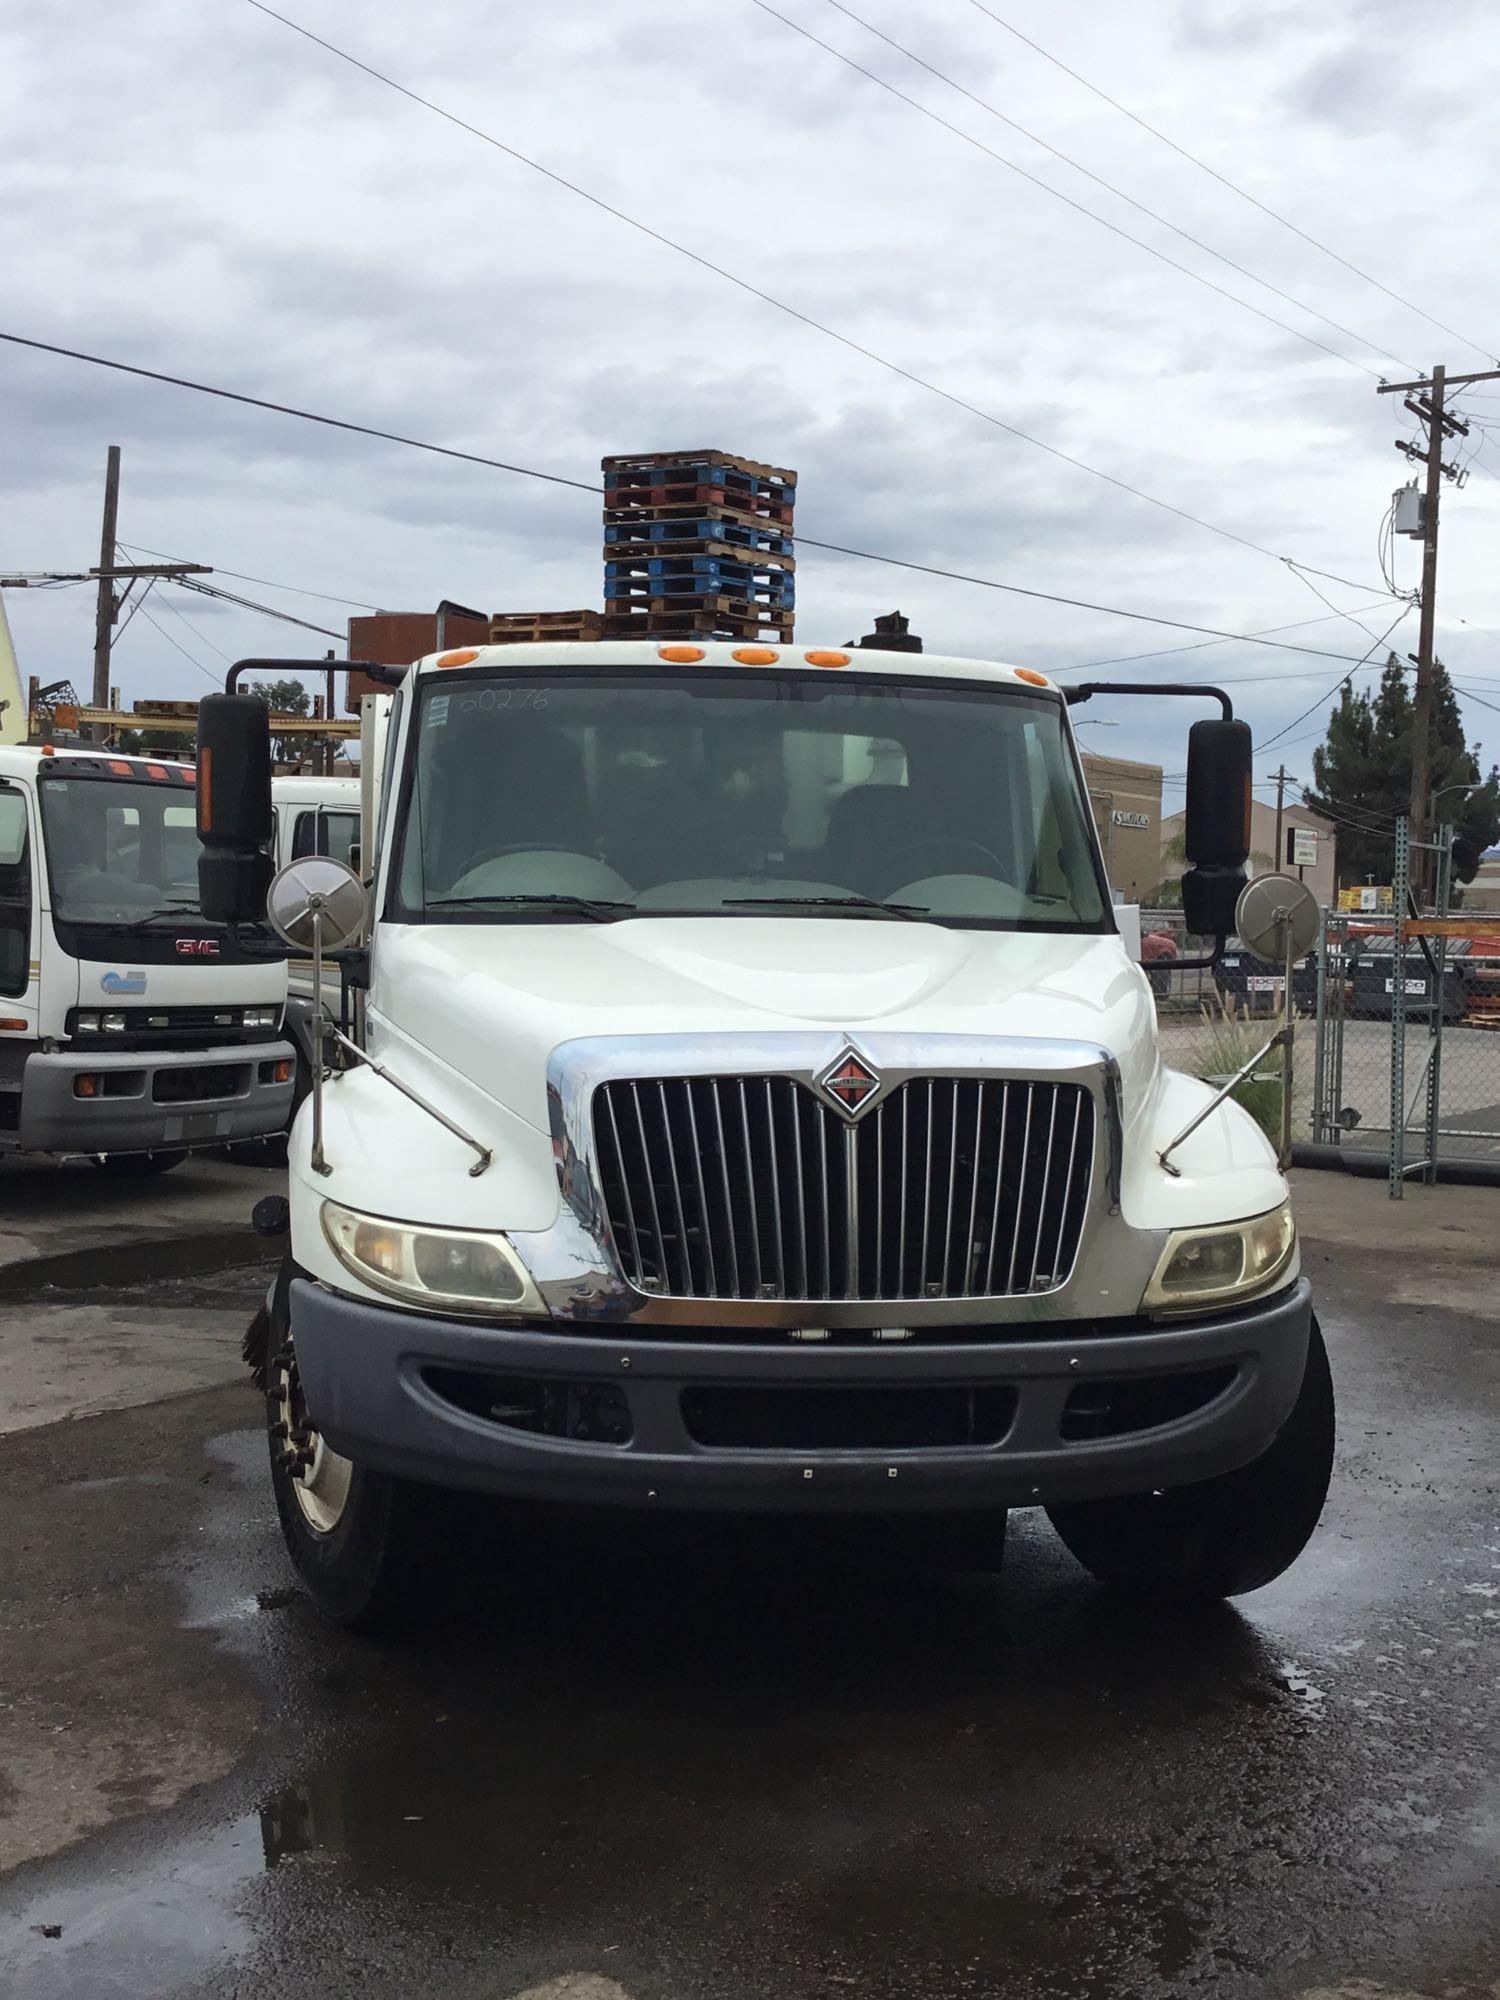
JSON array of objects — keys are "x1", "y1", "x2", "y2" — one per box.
[
  {"x1": 197, "y1": 693, "x2": 273, "y2": 923},
  {"x1": 1182, "y1": 717, "x2": 1251, "y2": 941}
]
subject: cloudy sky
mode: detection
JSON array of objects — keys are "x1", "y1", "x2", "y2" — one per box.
[{"x1": 5, "y1": 0, "x2": 1500, "y2": 807}]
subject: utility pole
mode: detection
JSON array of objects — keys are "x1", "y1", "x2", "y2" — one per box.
[
  {"x1": 1378, "y1": 362, "x2": 1500, "y2": 897},
  {"x1": 1271, "y1": 764, "x2": 1292, "y2": 875},
  {"x1": 91, "y1": 446, "x2": 121, "y2": 739}
]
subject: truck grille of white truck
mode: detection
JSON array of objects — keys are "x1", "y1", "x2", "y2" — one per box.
[{"x1": 593, "y1": 1075, "x2": 1095, "y2": 1304}]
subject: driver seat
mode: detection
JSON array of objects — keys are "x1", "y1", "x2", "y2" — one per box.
[{"x1": 823, "y1": 785, "x2": 922, "y2": 897}]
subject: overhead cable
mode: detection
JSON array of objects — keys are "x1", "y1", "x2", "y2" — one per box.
[
  {"x1": 779, "y1": 0, "x2": 1407, "y2": 377},
  {"x1": 235, "y1": 0, "x2": 1362, "y2": 568},
  {"x1": 0, "y1": 329, "x2": 1404, "y2": 660},
  {"x1": 964, "y1": 0, "x2": 1500, "y2": 366}
]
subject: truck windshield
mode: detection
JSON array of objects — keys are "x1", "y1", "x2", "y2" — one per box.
[
  {"x1": 390, "y1": 669, "x2": 1109, "y2": 930},
  {"x1": 39, "y1": 777, "x2": 202, "y2": 924}
]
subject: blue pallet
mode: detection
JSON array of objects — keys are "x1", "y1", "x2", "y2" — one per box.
[
  {"x1": 602, "y1": 516, "x2": 796, "y2": 557},
  {"x1": 604, "y1": 554, "x2": 791, "y2": 582}
]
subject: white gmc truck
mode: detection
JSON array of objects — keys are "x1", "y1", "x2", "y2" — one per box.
[
  {"x1": 0, "y1": 743, "x2": 294, "y2": 1168},
  {"x1": 198, "y1": 640, "x2": 1332, "y2": 1629}
]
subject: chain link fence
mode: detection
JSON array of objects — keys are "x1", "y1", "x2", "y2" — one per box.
[{"x1": 1144, "y1": 906, "x2": 1500, "y2": 1172}]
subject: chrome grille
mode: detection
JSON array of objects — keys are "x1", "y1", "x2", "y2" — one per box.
[{"x1": 593, "y1": 1076, "x2": 1095, "y2": 1303}]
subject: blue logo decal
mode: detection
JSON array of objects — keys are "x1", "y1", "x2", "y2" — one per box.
[{"x1": 100, "y1": 970, "x2": 147, "y2": 995}]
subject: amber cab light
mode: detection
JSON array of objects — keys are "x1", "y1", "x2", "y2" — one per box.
[
  {"x1": 0, "y1": 1018, "x2": 26, "y2": 1032},
  {"x1": 804, "y1": 649, "x2": 850, "y2": 668},
  {"x1": 1015, "y1": 667, "x2": 1051, "y2": 688},
  {"x1": 658, "y1": 645, "x2": 706, "y2": 663},
  {"x1": 732, "y1": 647, "x2": 779, "y2": 665},
  {"x1": 436, "y1": 649, "x2": 480, "y2": 668}
]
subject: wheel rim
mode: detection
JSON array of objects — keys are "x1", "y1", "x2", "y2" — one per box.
[{"x1": 272, "y1": 1346, "x2": 353, "y2": 1536}]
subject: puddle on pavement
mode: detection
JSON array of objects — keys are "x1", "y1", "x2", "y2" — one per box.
[
  {"x1": 8, "y1": 1412, "x2": 1500, "y2": 2000},
  {"x1": 0, "y1": 1232, "x2": 277, "y2": 1307},
  {"x1": 9, "y1": 1490, "x2": 1423, "y2": 2000}
]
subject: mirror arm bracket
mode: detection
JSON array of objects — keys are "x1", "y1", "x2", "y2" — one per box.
[
  {"x1": 1158, "y1": 1026, "x2": 1290, "y2": 1176},
  {"x1": 1064, "y1": 681, "x2": 1233, "y2": 720},
  {"x1": 223, "y1": 658, "x2": 398, "y2": 695},
  {"x1": 323, "y1": 1024, "x2": 492, "y2": 1176},
  {"x1": 1167, "y1": 935, "x2": 1228, "y2": 973}
]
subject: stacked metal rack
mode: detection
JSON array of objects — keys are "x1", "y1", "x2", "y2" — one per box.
[{"x1": 600, "y1": 449, "x2": 796, "y2": 642}]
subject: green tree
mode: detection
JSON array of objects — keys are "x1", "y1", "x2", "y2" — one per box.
[
  {"x1": 249, "y1": 677, "x2": 312, "y2": 763},
  {"x1": 1305, "y1": 653, "x2": 1500, "y2": 889}
]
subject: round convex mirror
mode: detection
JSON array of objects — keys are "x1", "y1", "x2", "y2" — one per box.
[
  {"x1": 1235, "y1": 871, "x2": 1320, "y2": 967},
  {"x1": 266, "y1": 856, "x2": 367, "y2": 952}
]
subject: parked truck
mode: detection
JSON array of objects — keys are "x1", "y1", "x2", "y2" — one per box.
[
  {"x1": 0, "y1": 743, "x2": 294, "y2": 1169},
  {"x1": 198, "y1": 640, "x2": 1332, "y2": 1628}
]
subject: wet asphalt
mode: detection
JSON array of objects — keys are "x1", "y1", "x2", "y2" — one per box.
[{"x1": 1, "y1": 1240, "x2": 1498, "y2": 1999}]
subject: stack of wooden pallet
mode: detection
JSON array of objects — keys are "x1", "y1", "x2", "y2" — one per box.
[
  {"x1": 488, "y1": 609, "x2": 606, "y2": 647},
  {"x1": 600, "y1": 449, "x2": 796, "y2": 641}
]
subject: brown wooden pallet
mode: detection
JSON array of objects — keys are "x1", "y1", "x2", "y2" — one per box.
[
  {"x1": 602, "y1": 617, "x2": 796, "y2": 642},
  {"x1": 603, "y1": 485, "x2": 795, "y2": 523},
  {"x1": 490, "y1": 607, "x2": 604, "y2": 631},
  {"x1": 605, "y1": 590, "x2": 792, "y2": 615},
  {"x1": 602, "y1": 448, "x2": 796, "y2": 484}
]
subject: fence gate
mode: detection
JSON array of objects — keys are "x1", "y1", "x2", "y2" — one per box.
[{"x1": 1312, "y1": 820, "x2": 1500, "y2": 1194}]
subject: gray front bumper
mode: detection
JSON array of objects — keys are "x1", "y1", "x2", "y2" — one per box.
[
  {"x1": 18, "y1": 1039, "x2": 296, "y2": 1155},
  {"x1": 291, "y1": 1276, "x2": 1314, "y2": 1514}
]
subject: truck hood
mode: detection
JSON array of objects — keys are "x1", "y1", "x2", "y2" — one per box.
[{"x1": 370, "y1": 918, "x2": 1157, "y2": 1137}]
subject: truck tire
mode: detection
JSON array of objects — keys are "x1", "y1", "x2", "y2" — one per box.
[
  {"x1": 1045, "y1": 1316, "x2": 1334, "y2": 1600},
  {"x1": 267, "y1": 1320, "x2": 440, "y2": 1634},
  {"x1": 93, "y1": 1149, "x2": 189, "y2": 1176}
]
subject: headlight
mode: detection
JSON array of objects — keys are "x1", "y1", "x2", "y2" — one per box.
[
  {"x1": 1142, "y1": 1202, "x2": 1296, "y2": 1313},
  {"x1": 74, "y1": 1011, "x2": 101, "y2": 1033},
  {"x1": 102, "y1": 1012, "x2": 127, "y2": 1033},
  {"x1": 320, "y1": 1199, "x2": 544, "y2": 1317},
  {"x1": 244, "y1": 1007, "x2": 278, "y2": 1029}
]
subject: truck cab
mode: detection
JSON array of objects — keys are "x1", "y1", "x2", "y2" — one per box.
[
  {"x1": 0, "y1": 745, "x2": 295, "y2": 1167},
  {"x1": 272, "y1": 775, "x2": 360, "y2": 874},
  {"x1": 202, "y1": 640, "x2": 1331, "y2": 1627}
]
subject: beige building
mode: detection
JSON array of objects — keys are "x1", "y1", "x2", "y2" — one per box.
[
  {"x1": 1081, "y1": 752, "x2": 1164, "y2": 903},
  {"x1": 1158, "y1": 799, "x2": 1338, "y2": 910},
  {"x1": 1464, "y1": 851, "x2": 1500, "y2": 912}
]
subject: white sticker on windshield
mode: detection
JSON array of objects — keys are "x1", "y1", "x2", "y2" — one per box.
[{"x1": 428, "y1": 695, "x2": 451, "y2": 726}]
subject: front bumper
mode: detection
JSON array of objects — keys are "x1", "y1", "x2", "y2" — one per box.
[
  {"x1": 291, "y1": 1276, "x2": 1314, "y2": 1514},
  {"x1": 17, "y1": 1039, "x2": 296, "y2": 1155}
]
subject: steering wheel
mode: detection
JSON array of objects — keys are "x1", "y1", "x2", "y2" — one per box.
[
  {"x1": 448, "y1": 840, "x2": 591, "y2": 884},
  {"x1": 885, "y1": 837, "x2": 1005, "y2": 882}
]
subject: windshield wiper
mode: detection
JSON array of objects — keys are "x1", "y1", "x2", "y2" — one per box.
[
  {"x1": 427, "y1": 893, "x2": 637, "y2": 923},
  {"x1": 722, "y1": 894, "x2": 928, "y2": 923},
  {"x1": 88, "y1": 902, "x2": 201, "y2": 931}
]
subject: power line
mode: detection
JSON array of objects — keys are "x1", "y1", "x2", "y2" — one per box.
[
  {"x1": 1059, "y1": 601, "x2": 1397, "y2": 672},
  {"x1": 794, "y1": 0, "x2": 1409, "y2": 377},
  {"x1": 235, "y1": 0, "x2": 1360, "y2": 572},
  {"x1": 171, "y1": 576, "x2": 345, "y2": 641},
  {"x1": 1256, "y1": 607, "x2": 1412, "y2": 756},
  {"x1": 0, "y1": 328, "x2": 1405, "y2": 661},
  {"x1": 963, "y1": 0, "x2": 1499, "y2": 367},
  {"x1": 149, "y1": 586, "x2": 233, "y2": 663},
  {"x1": 125, "y1": 600, "x2": 221, "y2": 685},
  {"x1": 120, "y1": 540, "x2": 380, "y2": 610}
]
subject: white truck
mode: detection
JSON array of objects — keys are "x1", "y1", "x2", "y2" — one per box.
[
  {"x1": 272, "y1": 774, "x2": 360, "y2": 874},
  {"x1": 0, "y1": 743, "x2": 294, "y2": 1170},
  {"x1": 198, "y1": 640, "x2": 1332, "y2": 1628}
]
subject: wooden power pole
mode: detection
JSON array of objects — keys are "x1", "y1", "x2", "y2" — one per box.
[
  {"x1": 1378, "y1": 363, "x2": 1500, "y2": 896},
  {"x1": 90, "y1": 446, "x2": 121, "y2": 738},
  {"x1": 1272, "y1": 764, "x2": 1292, "y2": 874}
]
